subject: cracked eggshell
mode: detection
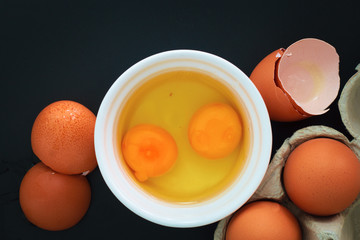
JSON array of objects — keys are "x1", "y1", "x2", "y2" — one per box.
[
  {"x1": 249, "y1": 38, "x2": 340, "y2": 122},
  {"x1": 277, "y1": 38, "x2": 340, "y2": 116},
  {"x1": 250, "y1": 48, "x2": 308, "y2": 122},
  {"x1": 214, "y1": 125, "x2": 360, "y2": 240}
]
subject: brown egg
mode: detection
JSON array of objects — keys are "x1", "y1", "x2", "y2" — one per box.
[
  {"x1": 250, "y1": 38, "x2": 340, "y2": 122},
  {"x1": 19, "y1": 162, "x2": 91, "y2": 231},
  {"x1": 225, "y1": 201, "x2": 302, "y2": 240},
  {"x1": 283, "y1": 138, "x2": 360, "y2": 216},
  {"x1": 31, "y1": 100, "x2": 97, "y2": 175}
]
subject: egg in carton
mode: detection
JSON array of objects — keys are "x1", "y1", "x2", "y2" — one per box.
[{"x1": 214, "y1": 64, "x2": 360, "y2": 240}]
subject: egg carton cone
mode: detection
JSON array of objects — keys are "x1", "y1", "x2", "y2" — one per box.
[
  {"x1": 214, "y1": 64, "x2": 360, "y2": 240},
  {"x1": 339, "y1": 64, "x2": 360, "y2": 141}
]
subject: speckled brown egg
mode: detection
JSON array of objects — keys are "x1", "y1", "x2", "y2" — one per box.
[
  {"x1": 250, "y1": 38, "x2": 340, "y2": 122},
  {"x1": 31, "y1": 100, "x2": 97, "y2": 175}
]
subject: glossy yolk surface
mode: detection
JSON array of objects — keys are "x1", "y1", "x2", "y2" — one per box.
[
  {"x1": 122, "y1": 124, "x2": 178, "y2": 181},
  {"x1": 188, "y1": 103, "x2": 242, "y2": 159}
]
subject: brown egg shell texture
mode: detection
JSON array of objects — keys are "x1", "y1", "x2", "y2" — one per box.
[
  {"x1": 19, "y1": 162, "x2": 91, "y2": 231},
  {"x1": 31, "y1": 100, "x2": 98, "y2": 175},
  {"x1": 249, "y1": 48, "x2": 308, "y2": 122}
]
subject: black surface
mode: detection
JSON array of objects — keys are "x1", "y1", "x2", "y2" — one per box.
[{"x1": 1, "y1": 1, "x2": 359, "y2": 239}]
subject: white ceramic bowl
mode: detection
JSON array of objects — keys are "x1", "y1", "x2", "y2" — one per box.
[{"x1": 94, "y1": 50, "x2": 272, "y2": 227}]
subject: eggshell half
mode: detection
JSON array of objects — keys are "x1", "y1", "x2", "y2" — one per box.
[
  {"x1": 277, "y1": 38, "x2": 340, "y2": 115},
  {"x1": 249, "y1": 49, "x2": 308, "y2": 122}
]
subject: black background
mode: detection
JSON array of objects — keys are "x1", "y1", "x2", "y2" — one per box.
[{"x1": 1, "y1": 0, "x2": 359, "y2": 239}]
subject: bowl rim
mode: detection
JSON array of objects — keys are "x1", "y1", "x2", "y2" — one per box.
[{"x1": 94, "y1": 49, "x2": 272, "y2": 227}]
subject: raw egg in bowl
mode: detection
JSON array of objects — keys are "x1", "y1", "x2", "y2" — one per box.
[{"x1": 94, "y1": 50, "x2": 272, "y2": 227}]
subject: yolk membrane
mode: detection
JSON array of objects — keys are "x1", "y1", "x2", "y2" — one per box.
[
  {"x1": 188, "y1": 103, "x2": 243, "y2": 159},
  {"x1": 122, "y1": 124, "x2": 178, "y2": 181}
]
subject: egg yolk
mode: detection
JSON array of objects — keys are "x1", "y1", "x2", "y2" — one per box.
[
  {"x1": 188, "y1": 103, "x2": 242, "y2": 159},
  {"x1": 121, "y1": 124, "x2": 178, "y2": 181}
]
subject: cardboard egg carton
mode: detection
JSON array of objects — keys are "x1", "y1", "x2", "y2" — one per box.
[{"x1": 214, "y1": 64, "x2": 360, "y2": 240}]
